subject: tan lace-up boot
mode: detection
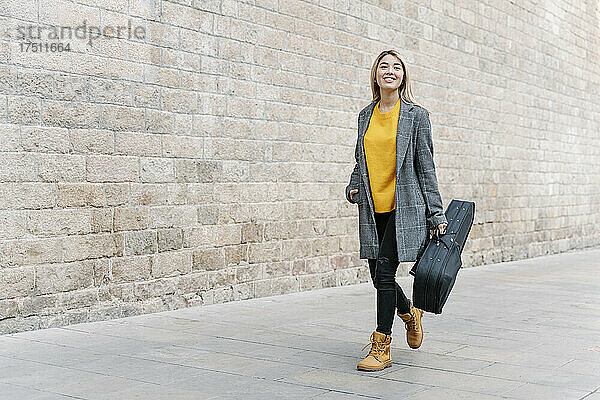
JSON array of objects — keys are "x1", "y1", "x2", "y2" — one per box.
[
  {"x1": 397, "y1": 303, "x2": 424, "y2": 349},
  {"x1": 356, "y1": 331, "x2": 392, "y2": 371}
]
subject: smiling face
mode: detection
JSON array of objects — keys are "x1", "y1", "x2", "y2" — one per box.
[{"x1": 375, "y1": 54, "x2": 404, "y2": 91}]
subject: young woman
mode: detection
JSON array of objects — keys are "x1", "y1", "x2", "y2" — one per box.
[{"x1": 345, "y1": 50, "x2": 448, "y2": 371}]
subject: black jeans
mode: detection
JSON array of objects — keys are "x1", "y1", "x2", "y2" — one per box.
[{"x1": 368, "y1": 210, "x2": 412, "y2": 336}]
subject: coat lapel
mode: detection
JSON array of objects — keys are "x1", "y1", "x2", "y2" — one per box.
[{"x1": 357, "y1": 98, "x2": 416, "y2": 214}]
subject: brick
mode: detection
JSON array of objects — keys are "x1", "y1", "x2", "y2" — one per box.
[
  {"x1": 0, "y1": 211, "x2": 26, "y2": 239},
  {"x1": 271, "y1": 276, "x2": 299, "y2": 295},
  {"x1": 145, "y1": 21, "x2": 180, "y2": 49},
  {"x1": 128, "y1": 41, "x2": 161, "y2": 65},
  {"x1": 39, "y1": 0, "x2": 100, "y2": 26},
  {"x1": 16, "y1": 70, "x2": 53, "y2": 97},
  {"x1": 329, "y1": 254, "x2": 351, "y2": 271},
  {"x1": 235, "y1": 264, "x2": 263, "y2": 283},
  {"x1": 38, "y1": 154, "x2": 86, "y2": 182},
  {"x1": 62, "y1": 233, "x2": 123, "y2": 262},
  {"x1": 140, "y1": 158, "x2": 175, "y2": 183},
  {"x1": 88, "y1": 210, "x2": 111, "y2": 234},
  {"x1": 0, "y1": 267, "x2": 34, "y2": 300},
  {"x1": 185, "y1": 224, "x2": 240, "y2": 247},
  {"x1": 196, "y1": 204, "x2": 220, "y2": 224},
  {"x1": 54, "y1": 74, "x2": 89, "y2": 101},
  {"x1": 192, "y1": 247, "x2": 224, "y2": 271},
  {"x1": 183, "y1": 226, "x2": 216, "y2": 248},
  {"x1": 101, "y1": 104, "x2": 145, "y2": 131},
  {"x1": 57, "y1": 183, "x2": 104, "y2": 207},
  {"x1": 0, "y1": 0, "x2": 37, "y2": 20},
  {"x1": 0, "y1": 299, "x2": 19, "y2": 319},
  {"x1": 337, "y1": 268, "x2": 358, "y2": 286},
  {"x1": 7, "y1": 95, "x2": 40, "y2": 124},
  {"x1": 58, "y1": 288, "x2": 99, "y2": 310},
  {"x1": 43, "y1": 100, "x2": 101, "y2": 128},
  {"x1": 303, "y1": 257, "x2": 331, "y2": 275},
  {"x1": 92, "y1": 258, "x2": 110, "y2": 286},
  {"x1": 299, "y1": 274, "x2": 322, "y2": 291},
  {"x1": 0, "y1": 183, "x2": 55, "y2": 210},
  {"x1": 215, "y1": 182, "x2": 277, "y2": 204},
  {"x1": 0, "y1": 238, "x2": 62, "y2": 268},
  {"x1": 212, "y1": 286, "x2": 233, "y2": 303},
  {"x1": 143, "y1": 65, "x2": 179, "y2": 88},
  {"x1": 204, "y1": 138, "x2": 264, "y2": 161},
  {"x1": 130, "y1": 183, "x2": 168, "y2": 205},
  {"x1": 224, "y1": 244, "x2": 247, "y2": 265},
  {"x1": 197, "y1": 160, "x2": 223, "y2": 183},
  {"x1": 231, "y1": 282, "x2": 252, "y2": 301},
  {"x1": 281, "y1": 239, "x2": 312, "y2": 260},
  {"x1": 191, "y1": 113, "x2": 220, "y2": 136},
  {"x1": 145, "y1": 109, "x2": 174, "y2": 134},
  {"x1": 151, "y1": 250, "x2": 192, "y2": 278},
  {"x1": 124, "y1": 230, "x2": 157, "y2": 256},
  {"x1": 129, "y1": 0, "x2": 160, "y2": 19},
  {"x1": 209, "y1": 267, "x2": 235, "y2": 289},
  {"x1": 158, "y1": 228, "x2": 183, "y2": 252},
  {"x1": 115, "y1": 132, "x2": 162, "y2": 157},
  {"x1": 69, "y1": 129, "x2": 114, "y2": 154},
  {"x1": 21, "y1": 126, "x2": 71, "y2": 153},
  {"x1": 112, "y1": 256, "x2": 152, "y2": 283},
  {"x1": 88, "y1": 78, "x2": 132, "y2": 105},
  {"x1": 248, "y1": 241, "x2": 281, "y2": 263},
  {"x1": 0, "y1": 153, "x2": 37, "y2": 182},
  {"x1": 107, "y1": 59, "x2": 144, "y2": 81},
  {"x1": 174, "y1": 159, "x2": 199, "y2": 182},
  {"x1": 162, "y1": 135, "x2": 203, "y2": 158},
  {"x1": 132, "y1": 83, "x2": 160, "y2": 108},
  {"x1": 148, "y1": 205, "x2": 197, "y2": 229},
  {"x1": 86, "y1": 155, "x2": 138, "y2": 182},
  {"x1": 114, "y1": 207, "x2": 149, "y2": 231},
  {"x1": 266, "y1": 261, "x2": 290, "y2": 277},
  {"x1": 104, "y1": 183, "x2": 129, "y2": 206},
  {"x1": 165, "y1": 183, "x2": 187, "y2": 205},
  {"x1": 27, "y1": 209, "x2": 91, "y2": 236},
  {"x1": 35, "y1": 261, "x2": 95, "y2": 295},
  {"x1": 179, "y1": 271, "x2": 211, "y2": 294},
  {"x1": 0, "y1": 123, "x2": 21, "y2": 151},
  {"x1": 0, "y1": 65, "x2": 14, "y2": 95}
]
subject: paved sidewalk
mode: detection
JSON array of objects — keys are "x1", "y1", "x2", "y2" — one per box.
[{"x1": 1, "y1": 249, "x2": 600, "y2": 400}]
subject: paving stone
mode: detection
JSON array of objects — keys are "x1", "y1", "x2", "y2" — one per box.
[
  {"x1": 404, "y1": 387, "x2": 510, "y2": 399},
  {"x1": 382, "y1": 366, "x2": 522, "y2": 396},
  {"x1": 474, "y1": 361, "x2": 599, "y2": 391},
  {"x1": 498, "y1": 382, "x2": 590, "y2": 399},
  {"x1": 0, "y1": 382, "x2": 73, "y2": 400},
  {"x1": 277, "y1": 368, "x2": 428, "y2": 398},
  {"x1": 555, "y1": 359, "x2": 600, "y2": 376},
  {"x1": 310, "y1": 391, "x2": 379, "y2": 399}
]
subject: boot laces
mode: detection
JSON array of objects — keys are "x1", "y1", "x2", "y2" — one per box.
[
  {"x1": 405, "y1": 310, "x2": 419, "y2": 332},
  {"x1": 361, "y1": 334, "x2": 386, "y2": 358}
]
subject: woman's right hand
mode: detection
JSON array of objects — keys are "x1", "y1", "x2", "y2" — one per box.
[{"x1": 349, "y1": 188, "x2": 358, "y2": 202}]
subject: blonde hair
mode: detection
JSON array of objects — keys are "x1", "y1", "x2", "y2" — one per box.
[{"x1": 369, "y1": 50, "x2": 425, "y2": 110}]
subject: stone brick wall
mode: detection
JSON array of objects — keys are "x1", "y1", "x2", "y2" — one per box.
[{"x1": 1, "y1": 0, "x2": 599, "y2": 334}]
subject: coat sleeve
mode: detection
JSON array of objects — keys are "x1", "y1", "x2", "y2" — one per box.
[
  {"x1": 345, "y1": 114, "x2": 361, "y2": 204},
  {"x1": 414, "y1": 109, "x2": 447, "y2": 229}
]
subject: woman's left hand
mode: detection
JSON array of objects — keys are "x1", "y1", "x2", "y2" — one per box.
[{"x1": 430, "y1": 223, "x2": 447, "y2": 238}]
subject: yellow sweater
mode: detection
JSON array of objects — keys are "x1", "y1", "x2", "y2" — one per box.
[{"x1": 364, "y1": 98, "x2": 400, "y2": 213}]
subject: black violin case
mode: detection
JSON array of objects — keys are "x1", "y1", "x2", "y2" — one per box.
[{"x1": 409, "y1": 199, "x2": 475, "y2": 314}]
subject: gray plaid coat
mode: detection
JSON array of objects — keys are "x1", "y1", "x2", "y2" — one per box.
[{"x1": 345, "y1": 99, "x2": 448, "y2": 261}]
